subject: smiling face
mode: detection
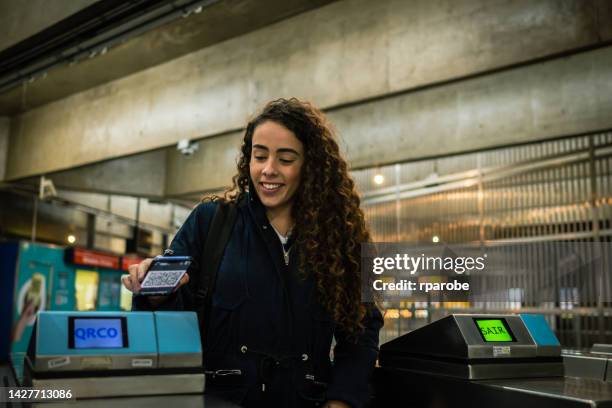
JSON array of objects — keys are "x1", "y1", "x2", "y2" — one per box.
[{"x1": 249, "y1": 120, "x2": 304, "y2": 215}]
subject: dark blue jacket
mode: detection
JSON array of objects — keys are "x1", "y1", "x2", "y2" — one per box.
[{"x1": 133, "y1": 193, "x2": 383, "y2": 407}]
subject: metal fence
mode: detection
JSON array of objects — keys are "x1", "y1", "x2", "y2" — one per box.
[{"x1": 353, "y1": 131, "x2": 612, "y2": 348}]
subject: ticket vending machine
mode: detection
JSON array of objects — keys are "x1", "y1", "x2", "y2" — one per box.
[
  {"x1": 23, "y1": 311, "x2": 205, "y2": 399},
  {"x1": 374, "y1": 314, "x2": 612, "y2": 408}
]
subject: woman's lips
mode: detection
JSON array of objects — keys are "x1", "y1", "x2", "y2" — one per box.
[{"x1": 259, "y1": 182, "x2": 284, "y2": 194}]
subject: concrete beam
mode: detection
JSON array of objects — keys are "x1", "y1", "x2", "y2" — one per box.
[
  {"x1": 12, "y1": 133, "x2": 237, "y2": 199},
  {"x1": 0, "y1": 117, "x2": 8, "y2": 180},
  {"x1": 333, "y1": 46, "x2": 612, "y2": 168},
  {"x1": 0, "y1": 0, "x2": 336, "y2": 114},
  {"x1": 44, "y1": 150, "x2": 167, "y2": 197},
  {"x1": 0, "y1": 0, "x2": 98, "y2": 52},
  {"x1": 6, "y1": 0, "x2": 612, "y2": 180},
  {"x1": 165, "y1": 131, "x2": 242, "y2": 196},
  {"x1": 164, "y1": 46, "x2": 612, "y2": 194},
  {"x1": 11, "y1": 45, "x2": 612, "y2": 197},
  {"x1": 596, "y1": 0, "x2": 612, "y2": 40}
]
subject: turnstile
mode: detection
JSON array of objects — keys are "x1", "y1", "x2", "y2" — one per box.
[
  {"x1": 564, "y1": 344, "x2": 612, "y2": 382},
  {"x1": 374, "y1": 314, "x2": 612, "y2": 408},
  {"x1": 23, "y1": 311, "x2": 205, "y2": 399},
  {"x1": 379, "y1": 313, "x2": 563, "y2": 380}
]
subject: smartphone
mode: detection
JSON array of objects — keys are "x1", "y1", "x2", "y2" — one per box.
[{"x1": 138, "y1": 256, "x2": 193, "y2": 296}]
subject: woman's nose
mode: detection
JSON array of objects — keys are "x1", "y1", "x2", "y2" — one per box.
[{"x1": 262, "y1": 159, "x2": 278, "y2": 176}]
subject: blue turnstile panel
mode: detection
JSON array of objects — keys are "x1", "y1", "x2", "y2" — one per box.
[
  {"x1": 520, "y1": 314, "x2": 560, "y2": 347},
  {"x1": 29, "y1": 311, "x2": 201, "y2": 372},
  {"x1": 155, "y1": 312, "x2": 201, "y2": 354}
]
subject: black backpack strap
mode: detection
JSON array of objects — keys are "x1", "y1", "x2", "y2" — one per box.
[{"x1": 195, "y1": 200, "x2": 238, "y2": 350}]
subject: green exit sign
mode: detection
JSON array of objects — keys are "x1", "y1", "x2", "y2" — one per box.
[{"x1": 475, "y1": 319, "x2": 515, "y2": 342}]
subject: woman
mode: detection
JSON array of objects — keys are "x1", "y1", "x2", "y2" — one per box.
[{"x1": 123, "y1": 98, "x2": 383, "y2": 408}]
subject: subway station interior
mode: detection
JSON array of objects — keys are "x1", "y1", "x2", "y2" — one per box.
[{"x1": 1, "y1": 0, "x2": 612, "y2": 406}]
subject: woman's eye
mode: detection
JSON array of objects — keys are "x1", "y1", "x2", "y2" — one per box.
[
  {"x1": 279, "y1": 156, "x2": 297, "y2": 164},
  {"x1": 254, "y1": 156, "x2": 267, "y2": 161}
]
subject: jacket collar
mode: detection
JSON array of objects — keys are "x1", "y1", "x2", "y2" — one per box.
[
  {"x1": 246, "y1": 183, "x2": 269, "y2": 229},
  {"x1": 247, "y1": 187, "x2": 297, "y2": 247}
]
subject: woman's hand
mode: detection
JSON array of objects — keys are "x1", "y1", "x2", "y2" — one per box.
[
  {"x1": 122, "y1": 258, "x2": 154, "y2": 294},
  {"x1": 323, "y1": 401, "x2": 351, "y2": 408},
  {"x1": 121, "y1": 258, "x2": 190, "y2": 305}
]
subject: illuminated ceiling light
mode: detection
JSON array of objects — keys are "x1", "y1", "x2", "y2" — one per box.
[
  {"x1": 67, "y1": 235, "x2": 76, "y2": 244},
  {"x1": 373, "y1": 174, "x2": 385, "y2": 185},
  {"x1": 432, "y1": 235, "x2": 440, "y2": 243}
]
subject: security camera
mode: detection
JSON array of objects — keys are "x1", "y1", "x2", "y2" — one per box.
[
  {"x1": 39, "y1": 176, "x2": 57, "y2": 200},
  {"x1": 177, "y1": 139, "x2": 199, "y2": 156}
]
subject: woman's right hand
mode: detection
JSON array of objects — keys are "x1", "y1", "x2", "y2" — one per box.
[{"x1": 122, "y1": 258, "x2": 154, "y2": 294}]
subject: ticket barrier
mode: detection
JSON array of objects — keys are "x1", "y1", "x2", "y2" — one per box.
[
  {"x1": 564, "y1": 344, "x2": 612, "y2": 382},
  {"x1": 374, "y1": 314, "x2": 612, "y2": 408},
  {"x1": 23, "y1": 311, "x2": 205, "y2": 399}
]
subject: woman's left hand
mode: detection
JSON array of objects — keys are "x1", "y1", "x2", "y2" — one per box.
[{"x1": 323, "y1": 400, "x2": 350, "y2": 408}]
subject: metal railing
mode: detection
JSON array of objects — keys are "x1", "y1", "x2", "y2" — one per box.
[{"x1": 354, "y1": 131, "x2": 612, "y2": 347}]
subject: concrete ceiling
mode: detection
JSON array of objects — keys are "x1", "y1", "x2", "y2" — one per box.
[
  {"x1": 0, "y1": 0, "x2": 335, "y2": 115},
  {"x1": 0, "y1": 0, "x2": 99, "y2": 52}
]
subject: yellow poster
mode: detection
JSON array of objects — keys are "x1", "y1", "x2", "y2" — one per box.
[{"x1": 75, "y1": 269, "x2": 99, "y2": 311}]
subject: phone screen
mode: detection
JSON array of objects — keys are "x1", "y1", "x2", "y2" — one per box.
[{"x1": 139, "y1": 256, "x2": 192, "y2": 295}]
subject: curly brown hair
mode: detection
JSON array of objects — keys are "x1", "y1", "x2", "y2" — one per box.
[{"x1": 217, "y1": 98, "x2": 374, "y2": 336}]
